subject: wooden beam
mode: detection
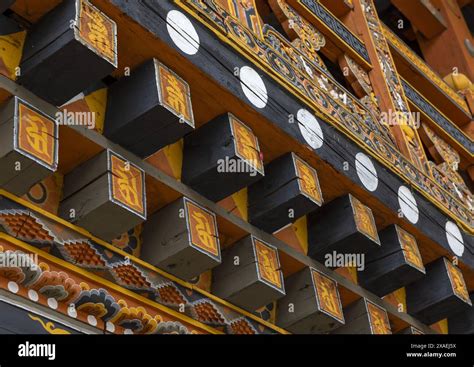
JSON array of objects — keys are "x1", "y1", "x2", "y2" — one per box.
[
  {"x1": 308, "y1": 194, "x2": 381, "y2": 263},
  {"x1": 212, "y1": 235, "x2": 285, "y2": 310},
  {"x1": 276, "y1": 267, "x2": 345, "y2": 333},
  {"x1": 141, "y1": 196, "x2": 221, "y2": 281},
  {"x1": 182, "y1": 113, "x2": 264, "y2": 202},
  {"x1": 248, "y1": 152, "x2": 323, "y2": 233},
  {"x1": 359, "y1": 225, "x2": 426, "y2": 297},
  {"x1": 407, "y1": 257, "x2": 472, "y2": 325},
  {"x1": 59, "y1": 149, "x2": 146, "y2": 241},
  {"x1": 0, "y1": 96, "x2": 58, "y2": 195},
  {"x1": 391, "y1": 0, "x2": 447, "y2": 39},
  {"x1": 332, "y1": 298, "x2": 392, "y2": 334},
  {"x1": 104, "y1": 59, "x2": 194, "y2": 158},
  {"x1": 384, "y1": 27, "x2": 472, "y2": 125},
  {"x1": 417, "y1": 0, "x2": 474, "y2": 81},
  {"x1": 18, "y1": 0, "x2": 117, "y2": 106}
]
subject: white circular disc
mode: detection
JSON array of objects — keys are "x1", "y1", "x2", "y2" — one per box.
[
  {"x1": 355, "y1": 152, "x2": 378, "y2": 192},
  {"x1": 240, "y1": 66, "x2": 268, "y2": 109},
  {"x1": 124, "y1": 329, "x2": 133, "y2": 335},
  {"x1": 166, "y1": 10, "x2": 200, "y2": 55},
  {"x1": 68, "y1": 306, "x2": 77, "y2": 318},
  {"x1": 445, "y1": 221, "x2": 464, "y2": 256},
  {"x1": 297, "y1": 109, "x2": 324, "y2": 149},
  {"x1": 87, "y1": 315, "x2": 97, "y2": 327},
  {"x1": 28, "y1": 289, "x2": 39, "y2": 302},
  {"x1": 398, "y1": 186, "x2": 419, "y2": 224},
  {"x1": 47, "y1": 297, "x2": 58, "y2": 310},
  {"x1": 8, "y1": 281, "x2": 19, "y2": 294},
  {"x1": 106, "y1": 322, "x2": 115, "y2": 333}
]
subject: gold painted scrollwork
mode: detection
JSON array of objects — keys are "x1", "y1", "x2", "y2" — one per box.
[{"x1": 28, "y1": 314, "x2": 71, "y2": 334}]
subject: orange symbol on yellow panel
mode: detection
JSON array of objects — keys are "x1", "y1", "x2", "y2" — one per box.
[
  {"x1": 17, "y1": 102, "x2": 56, "y2": 168},
  {"x1": 159, "y1": 64, "x2": 193, "y2": 125},
  {"x1": 351, "y1": 196, "x2": 380, "y2": 244},
  {"x1": 295, "y1": 156, "x2": 322, "y2": 204},
  {"x1": 78, "y1": 0, "x2": 116, "y2": 65},
  {"x1": 110, "y1": 154, "x2": 145, "y2": 216},
  {"x1": 254, "y1": 239, "x2": 283, "y2": 290},
  {"x1": 231, "y1": 116, "x2": 263, "y2": 174},
  {"x1": 396, "y1": 226, "x2": 425, "y2": 272},
  {"x1": 367, "y1": 301, "x2": 391, "y2": 335},
  {"x1": 186, "y1": 200, "x2": 220, "y2": 258},
  {"x1": 445, "y1": 259, "x2": 471, "y2": 304},
  {"x1": 312, "y1": 269, "x2": 344, "y2": 322}
]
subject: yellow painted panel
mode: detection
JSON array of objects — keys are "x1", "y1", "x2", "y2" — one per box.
[{"x1": 0, "y1": 31, "x2": 26, "y2": 80}]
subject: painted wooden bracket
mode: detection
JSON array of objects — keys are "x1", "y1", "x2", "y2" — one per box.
[
  {"x1": 141, "y1": 196, "x2": 221, "y2": 280},
  {"x1": 0, "y1": 96, "x2": 58, "y2": 195},
  {"x1": 276, "y1": 267, "x2": 345, "y2": 333},
  {"x1": 407, "y1": 257, "x2": 472, "y2": 325},
  {"x1": 104, "y1": 58, "x2": 194, "y2": 158},
  {"x1": 59, "y1": 149, "x2": 146, "y2": 241},
  {"x1": 212, "y1": 235, "x2": 285, "y2": 311},
  {"x1": 182, "y1": 113, "x2": 264, "y2": 201},
  {"x1": 18, "y1": 0, "x2": 117, "y2": 106},
  {"x1": 359, "y1": 224, "x2": 426, "y2": 297},
  {"x1": 332, "y1": 298, "x2": 392, "y2": 334},
  {"x1": 308, "y1": 194, "x2": 381, "y2": 263},
  {"x1": 248, "y1": 152, "x2": 323, "y2": 233}
]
